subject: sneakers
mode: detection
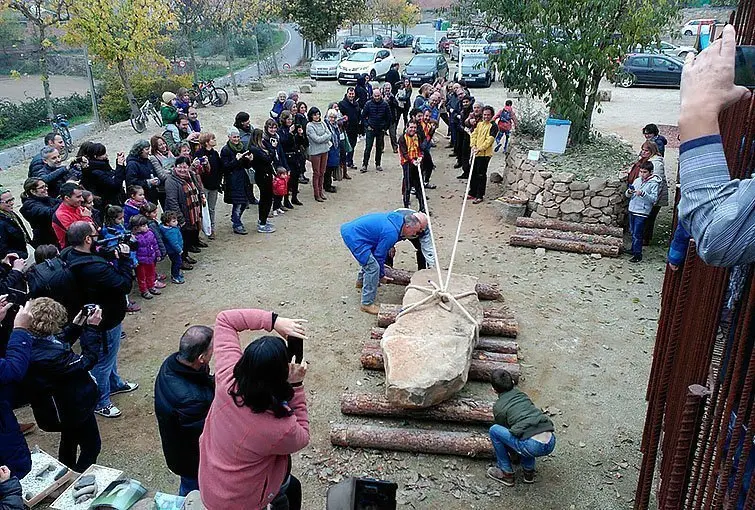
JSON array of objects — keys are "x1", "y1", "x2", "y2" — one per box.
[
  {"x1": 360, "y1": 303, "x2": 380, "y2": 315},
  {"x1": 376, "y1": 166, "x2": 384, "y2": 172},
  {"x1": 95, "y1": 404, "x2": 122, "y2": 418},
  {"x1": 472, "y1": 198, "x2": 484, "y2": 204},
  {"x1": 257, "y1": 223, "x2": 276, "y2": 233},
  {"x1": 272, "y1": 210, "x2": 279, "y2": 217},
  {"x1": 523, "y1": 470, "x2": 536, "y2": 484},
  {"x1": 360, "y1": 165, "x2": 368, "y2": 173},
  {"x1": 156, "y1": 273, "x2": 168, "y2": 282},
  {"x1": 630, "y1": 255, "x2": 642, "y2": 263},
  {"x1": 277, "y1": 208, "x2": 286, "y2": 214},
  {"x1": 110, "y1": 382, "x2": 139, "y2": 395},
  {"x1": 172, "y1": 275, "x2": 186, "y2": 284},
  {"x1": 141, "y1": 291, "x2": 153, "y2": 299},
  {"x1": 149, "y1": 287, "x2": 162, "y2": 295},
  {"x1": 233, "y1": 226, "x2": 248, "y2": 235},
  {"x1": 153, "y1": 281, "x2": 167, "y2": 289},
  {"x1": 494, "y1": 143, "x2": 502, "y2": 153},
  {"x1": 185, "y1": 254, "x2": 197, "y2": 264},
  {"x1": 181, "y1": 261, "x2": 194, "y2": 270},
  {"x1": 126, "y1": 302, "x2": 141, "y2": 313},
  {"x1": 487, "y1": 466, "x2": 515, "y2": 487}
]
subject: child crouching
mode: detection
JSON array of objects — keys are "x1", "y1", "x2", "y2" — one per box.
[
  {"x1": 160, "y1": 211, "x2": 185, "y2": 284},
  {"x1": 130, "y1": 214, "x2": 164, "y2": 299}
]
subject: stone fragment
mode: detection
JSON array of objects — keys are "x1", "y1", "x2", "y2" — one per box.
[
  {"x1": 490, "y1": 172, "x2": 504, "y2": 183},
  {"x1": 553, "y1": 182, "x2": 568, "y2": 193},
  {"x1": 532, "y1": 172, "x2": 545, "y2": 187},
  {"x1": 302, "y1": 80, "x2": 316, "y2": 88},
  {"x1": 570, "y1": 191, "x2": 584, "y2": 200},
  {"x1": 590, "y1": 253, "x2": 603, "y2": 260},
  {"x1": 589, "y1": 177, "x2": 607, "y2": 191},
  {"x1": 542, "y1": 191, "x2": 554, "y2": 202},
  {"x1": 569, "y1": 181, "x2": 589, "y2": 191},
  {"x1": 583, "y1": 207, "x2": 602, "y2": 218},
  {"x1": 546, "y1": 207, "x2": 559, "y2": 218},
  {"x1": 540, "y1": 171, "x2": 553, "y2": 178},
  {"x1": 248, "y1": 81, "x2": 265, "y2": 91},
  {"x1": 526, "y1": 183, "x2": 541, "y2": 195},
  {"x1": 553, "y1": 172, "x2": 575, "y2": 183},
  {"x1": 591, "y1": 196, "x2": 610, "y2": 208},
  {"x1": 535, "y1": 248, "x2": 546, "y2": 256},
  {"x1": 521, "y1": 171, "x2": 532, "y2": 183},
  {"x1": 560, "y1": 198, "x2": 586, "y2": 214},
  {"x1": 300, "y1": 84, "x2": 313, "y2": 93}
]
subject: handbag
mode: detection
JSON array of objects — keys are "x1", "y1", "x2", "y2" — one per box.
[{"x1": 201, "y1": 203, "x2": 212, "y2": 236}]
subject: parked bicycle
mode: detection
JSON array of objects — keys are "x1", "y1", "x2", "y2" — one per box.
[
  {"x1": 190, "y1": 79, "x2": 228, "y2": 107},
  {"x1": 130, "y1": 94, "x2": 163, "y2": 133},
  {"x1": 49, "y1": 114, "x2": 73, "y2": 161}
]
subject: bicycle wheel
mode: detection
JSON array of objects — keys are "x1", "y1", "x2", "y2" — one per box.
[
  {"x1": 149, "y1": 108, "x2": 163, "y2": 128},
  {"x1": 59, "y1": 126, "x2": 72, "y2": 160},
  {"x1": 211, "y1": 87, "x2": 228, "y2": 107},
  {"x1": 200, "y1": 89, "x2": 212, "y2": 107},
  {"x1": 130, "y1": 112, "x2": 147, "y2": 133}
]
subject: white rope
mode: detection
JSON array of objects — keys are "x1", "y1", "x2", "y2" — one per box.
[
  {"x1": 443, "y1": 152, "x2": 476, "y2": 292},
  {"x1": 413, "y1": 156, "x2": 444, "y2": 287}
]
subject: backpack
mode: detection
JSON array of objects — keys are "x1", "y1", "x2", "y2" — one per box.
[
  {"x1": 499, "y1": 108, "x2": 512, "y2": 123},
  {"x1": 26, "y1": 256, "x2": 90, "y2": 310}
]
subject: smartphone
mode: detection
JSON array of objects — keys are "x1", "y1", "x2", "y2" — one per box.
[
  {"x1": 81, "y1": 303, "x2": 98, "y2": 317},
  {"x1": 6, "y1": 287, "x2": 27, "y2": 305},
  {"x1": 287, "y1": 336, "x2": 304, "y2": 364},
  {"x1": 735, "y1": 46, "x2": 755, "y2": 89}
]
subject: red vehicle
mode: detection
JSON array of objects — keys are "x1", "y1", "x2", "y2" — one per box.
[{"x1": 437, "y1": 36, "x2": 451, "y2": 53}]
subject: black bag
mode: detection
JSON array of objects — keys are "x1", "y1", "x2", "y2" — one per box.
[{"x1": 26, "y1": 256, "x2": 89, "y2": 309}]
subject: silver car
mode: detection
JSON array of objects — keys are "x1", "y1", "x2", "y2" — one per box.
[{"x1": 310, "y1": 48, "x2": 348, "y2": 80}]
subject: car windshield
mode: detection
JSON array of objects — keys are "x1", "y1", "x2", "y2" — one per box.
[
  {"x1": 461, "y1": 57, "x2": 488, "y2": 68},
  {"x1": 410, "y1": 55, "x2": 437, "y2": 64},
  {"x1": 418, "y1": 37, "x2": 434, "y2": 43},
  {"x1": 316, "y1": 51, "x2": 341, "y2": 61},
  {"x1": 347, "y1": 52, "x2": 375, "y2": 62}
]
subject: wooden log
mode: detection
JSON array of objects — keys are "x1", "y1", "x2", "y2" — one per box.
[
  {"x1": 384, "y1": 267, "x2": 503, "y2": 301},
  {"x1": 515, "y1": 217, "x2": 624, "y2": 238},
  {"x1": 515, "y1": 227, "x2": 623, "y2": 248},
  {"x1": 360, "y1": 346, "x2": 520, "y2": 382},
  {"x1": 330, "y1": 423, "x2": 494, "y2": 458},
  {"x1": 340, "y1": 393, "x2": 494, "y2": 424},
  {"x1": 509, "y1": 235, "x2": 620, "y2": 257},
  {"x1": 370, "y1": 329, "x2": 518, "y2": 353},
  {"x1": 363, "y1": 341, "x2": 517, "y2": 363},
  {"x1": 377, "y1": 304, "x2": 518, "y2": 337}
]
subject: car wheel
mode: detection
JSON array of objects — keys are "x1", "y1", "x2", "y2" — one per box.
[
  {"x1": 484, "y1": 76, "x2": 491, "y2": 88},
  {"x1": 618, "y1": 72, "x2": 635, "y2": 88},
  {"x1": 684, "y1": 30, "x2": 693, "y2": 36},
  {"x1": 678, "y1": 51, "x2": 688, "y2": 59}
]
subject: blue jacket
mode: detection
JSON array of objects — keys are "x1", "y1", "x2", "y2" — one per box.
[
  {"x1": 361, "y1": 99, "x2": 392, "y2": 131},
  {"x1": 0, "y1": 329, "x2": 32, "y2": 480},
  {"x1": 667, "y1": 223, "x2": 691, "y2": 267},
  {"x1": 327, "y1": 124, "x2": 341, "y2": 168},
  {"x1": 0, "y1": 475, "x2": 22, "y2": 510},
  {"x1": 341, "y1": 211, "x2": 406, "y2": 276},
  {"x1": 160, "y1": 224, "x2": 184, "y2": 255}
]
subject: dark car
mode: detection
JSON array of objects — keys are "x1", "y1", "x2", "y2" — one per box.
[
  {"x1": 393, "y1": 33, "x2": 414, "y2": 47},
  {"x1": 402, "y1": 53, "x2": 449, "y2": 85},
  {"x1": 343, "y1": 36, "x2": 369, "y2": 50},
  {"x1": 617, "y1": 53, "x2": 682, "y2": 88},
  {"x1": 454, "y1": 54, "x2": 494, "y2": 87},
  {"x1": 375, "y1": 35, "x2": 394, "y2": 49}
]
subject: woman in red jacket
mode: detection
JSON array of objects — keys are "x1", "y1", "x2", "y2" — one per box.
[{"x1": 198, "y1": 309, "x2": 308, "y2": 510}]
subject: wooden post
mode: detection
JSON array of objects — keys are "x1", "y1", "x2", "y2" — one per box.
[
  {"x1": 514, "y1": 227, "x2": 623, "y2": 247},
  {"x1": 340, "y1": 393, "x2": 494, "y2": 424},
  {"x1": 515, "y1": 217, "x2": 624, "y2": 238},
  {"x1": 509, "y1": 235, "x2": 620, "y2": 257},
  {"x1": 363, "y1": 340, "x2": 517, "y2": 363},
  {"x1": 370, "y1": 328, "x2": 519, "y2": 354},
  {"x1": 377, "y1": 304, "x2": 518, "y2": 337},
  {"x1": 384, "y1": 267, "x2": 503, "y2": 300}
]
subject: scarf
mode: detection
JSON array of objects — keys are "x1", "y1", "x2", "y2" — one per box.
[
  {"x1": 0, "y1": 209, "x2": 31, "y2": 244},
  {"x1": 401, "y1": 134, "x2": 421, "y2": 165},
  {"x1": 181, "y1": 176, "x2": 202, "y2": 227},
  {"x1": 228, "y1": 140, "x2": 245, "y2": 153}
]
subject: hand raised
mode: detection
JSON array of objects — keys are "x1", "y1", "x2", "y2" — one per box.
[
  {"x1": 274, "y1": 317, "x2": 308, "y2": 340},
  {"x1": 287, "y1": 358, "x2": 308, "y2": 384}
]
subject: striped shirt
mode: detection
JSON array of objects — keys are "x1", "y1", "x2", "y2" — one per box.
[{"x1": 678, "y1": 135, "x2": 755, "y2": 267}]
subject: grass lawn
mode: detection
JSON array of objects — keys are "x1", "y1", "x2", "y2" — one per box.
[{"x1": 0, "y1": 114, "x2": 92, "y2": 151}]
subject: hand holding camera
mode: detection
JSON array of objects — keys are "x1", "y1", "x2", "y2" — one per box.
[{"x1": 0, "y1": 296, "x2": 13, "y2": 322}]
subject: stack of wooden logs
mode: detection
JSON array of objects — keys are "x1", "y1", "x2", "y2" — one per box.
[
  {"x1": 508, "y1": 217, "x2": 624, "y2": 257},
  {"x1": 330, "y1": 270, "x2": 522, "y2": 459}
]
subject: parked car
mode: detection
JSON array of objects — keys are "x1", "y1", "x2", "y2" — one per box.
[
  {"x1": 413, "y1": 36, "x2": 437, "y2": 54},
  {"x1": 637, "y1": 41, "x2": 697, "y2": 59},
  {"x1": 454, "y1": 54, "x2": 494, "y2": 87},
  {"x1": 393, "y1": 33, "x2": 415, "y2": 47},
  {"x1": 681, "y1": 18, "x2": 720, "y2": 36},
  {"x1": 374, "y1": 35, "x2": 394, "y2": 49},
  {"x1": 437, "y1": 36, "x2": 451, "y2": 54},
  {"x1": 450, "y1": 38, "x2": 486, "y2": 60},
  {"x1": 343, "y1": 36, "x2": 370, "y2": 50},
  {"x1": 351, "y1": 41, "x2": 375, "y2": 51},
  {"x1": 402, "y1": 53, "x2": 449, "y2": 85},
  {"x1": 310, "y1": 48, "x2": 348, "y2": 80},
  {"x1": 617, "y1": 53, "x2": 682, "y2": 88},
  {"x1": 337, "y1": 48, "x2": 397, "y2": 84}
]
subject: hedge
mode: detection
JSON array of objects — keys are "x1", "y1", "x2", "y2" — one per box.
[{"x1": 0, "y1": 93, "x2": 92, "y2": 141}]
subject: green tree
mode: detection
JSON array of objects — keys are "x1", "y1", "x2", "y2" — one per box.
[
  {"x1": 467, "y1": 0, "x2": 679, "y2": 144},
  {"x1": 1, "y1": 0, "x2": 71, "y2": 119},
  {"x1": 372, "y1": 0, "x2": 404, "y2": 33},
  {"x1": 0, "y1": 11, "x2": 23, "y2": 53},
  {"x1": 286, "y1": 0, "x2": 366, "y2": 48},
  {"x1": 398, "y1": 1, "x2": 420, "y2": 34},
  {"x1": 65, "y1": 0, "x2": 175, "y2": 117}
]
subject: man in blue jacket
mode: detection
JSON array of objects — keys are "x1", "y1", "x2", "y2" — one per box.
[
  {"x1": 341, "y1": 210, "x2": 429, "y2": 314},
  {"x1": 360, "y1": 88, "x2": 393, "y2": 173}
]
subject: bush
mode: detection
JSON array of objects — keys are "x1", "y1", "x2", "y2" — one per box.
[
  {"x1": 0, "y1": 94, "x2": 92, "y2": 141},
  {"x1": 98, "y1": 71, "x2": 193, "y2": 123},
  {"x1": 515, "y1": 97, "x2": 546, "y2": 138}
]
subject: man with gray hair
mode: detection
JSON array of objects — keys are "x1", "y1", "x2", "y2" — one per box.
[
  {"x1": 154, "y1": 325, "x2": 215, "y2": 496},
  {"x1": 30, "y1": 147, "x2": 69, "y2": 198}
]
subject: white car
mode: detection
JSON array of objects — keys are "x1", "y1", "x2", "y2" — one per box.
[
  {"x1": 681, "y1": 19, "x2": 719, "y2": 36},
  {"x1": 337, "y1": 48, "x2": 396, "y2": 84},
  {"x1": 637, "y1": 41, "x2": 697, "y2": 59},
  {"x1": 310, "y1": 48, "x2": 348, "y2": 80}
]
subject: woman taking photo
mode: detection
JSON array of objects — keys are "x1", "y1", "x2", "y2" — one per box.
[
  {"x1": 220, "y1": 127, "x2": 254, "y2": 235},
  {"x1": 249, "y1": 129, "x2": 277, "y2": 234},
  {"x1": 193, "y1": 133, "x2": 223, "y2": 239},
  {"x1": 20, "y1": 178, "x2": 61, "y2": 248},
  {"x1": 198, "y1": 308, "x2": 309, "y2": 510},
  {"x1": 278, "y1": 112, "x2": 306, "y2": 206},
  {"x1": 81, "y1": 143, "x2": 126, "y2": 211}
]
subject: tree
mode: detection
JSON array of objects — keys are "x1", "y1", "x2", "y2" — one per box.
[
  {"x1": 0, "y1": 11, "x2": 23, "y2": 53},
  {"x1": 285, "y1": 0, "x2": 366, "y2": 49},
  {"x1": 65, "y1": 0, "x2": 175, "y2": 117},
  {"x1": 1, "y1": 0, "x2": 70, "y2": 119},
  {"x1": 372, "y1": 0, "x2": 404, "y2": 33},
  {"x1": 467, "y1": 0, "x2": 679, "y2": 144},
  {"x1": 398, "y1": 1, "x2": 420, "y2": 34},
  {"x1": 172, "y1": 0, "x2": 206, "y2": 83}
]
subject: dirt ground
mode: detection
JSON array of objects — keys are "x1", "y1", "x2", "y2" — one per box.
[{"x1": 5, "y1": 48, "x2": 681, "y2": 509}]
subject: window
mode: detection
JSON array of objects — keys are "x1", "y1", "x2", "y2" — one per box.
[
  {"x1": 378, "y1": 50, "x2": 389, "y2": 59},
  {"x1": 660, "y1": 42, "x2": 673, "y2": 50},
  {"x1": 630, "y1": 57, "x2": 649, "y2": 67},
  {"x1": 652, "y1": 57, "x2": 673, "y2": 68}
]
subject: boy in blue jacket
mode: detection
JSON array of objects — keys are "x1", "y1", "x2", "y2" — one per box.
[{"x1": 160, "y1": 211, "x2": 185, "y2": 284}]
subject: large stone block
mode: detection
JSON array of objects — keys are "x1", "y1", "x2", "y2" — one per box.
[
  {"x1": 526, "y1": 183, "x2": 541, "y2": 195},
  {"x1": 300, "y1": 84, "x2": 313, "y2": 93},
  {"x1": 589, "y1": 177, "x2": 607, "y2": 191},
  {"x1": 532, "y1": 172, "x2": 545, "y2": 187},
  {"x1": 544, "y1": 178, "x2": 555, "y2": 191},
  {"x1": 591, "y1": 196, "x2": 610, "y2": 208},
  {"x1": 583, "y1": 207, "x2": 602, "y2": 218},
  {"x1": 553, "y1": 172, "x2": 575, "y2": 183},
  {"x1": 569, "y1": 181, "x2": 589, "y2": 191},
  {"x1": 562, "y1": 213, "x2": 581, "y2": 222},
  {"x1": 553, "y1": 182, "x2": 569, "y2": 193},
  {"x1": 521, "y1": 171, "x2": 532, "y2": 183},
  {"x1": 248, "y1": 81, "x2": 265, "y2": 91},
  {"x1": 382, "y1": 270, "x2": 484, "y2": 408},
  {"x1": 561, "y1": 198, "x2": 586, "y2": 214}
]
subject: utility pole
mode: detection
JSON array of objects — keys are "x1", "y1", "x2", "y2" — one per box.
[{"x1": 84, "y1": 47, "x2": 101, "y2": 129}]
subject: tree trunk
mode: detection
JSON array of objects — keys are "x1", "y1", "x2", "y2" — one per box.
[
  {"x1": 515, "y1": 217, "x2": 623, "y2": 237},
  {"x1": 184, "y1": 25, "x2": 199, "y2": 85},
  {"x1": 116, "y1": 59, "x2": 140, "y2": 117},
  {"x1": 363, "y1": 340, "x2": 517, "y2": 363},
  {"x1": 38, "y1": 26, "x2": 54, "y2": 120},
  {"x1": 330, "y1": 424, "x2": 494, "y2": 458},
  {"x1": 224, "y1": 31, "x2": 239, "y2": 96},
  {"x1": 376, "y1": 304, "x2": 518, "y2": 337},
  {"x1": 582, "y1": 67, "x2": 604, "y2": 142},
  {"x1": 571, "y1": 76, "x2": 589, "y2": 144},
  {"x1": 383, "y1": 267, "x2": 503, "y2": 300},
  {"x1": 368, "y1": 327, "x2": 519, "y2": 353},
  {"x1": 509, "y1": 235, "x2": 620, "y2": 257},
  {"x1": 340, "y1": 393, "x2": 494, "y2": 424},
  {"x1": 514, "y1": 227, "x2": 623, "y2": 247}
]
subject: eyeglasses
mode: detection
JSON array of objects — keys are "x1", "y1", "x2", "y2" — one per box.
[{"x1": 0, "y1": 198, "x2": 15, "y2": 204}]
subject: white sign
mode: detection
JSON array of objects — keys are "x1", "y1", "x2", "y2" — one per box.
[{"x1": 527, "y1": 150, "x2": 541, "y2": 161}]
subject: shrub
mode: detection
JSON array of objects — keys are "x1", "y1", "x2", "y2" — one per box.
[
  {"x1": 98, "y1": 71, "x2": 193, "y2": 123},
  {"x1": 0, "y1": 94, "x2": 92, "y2": 141},
  {"x1": 515, "y1": 97, "x2": 546, "y2": 138}
]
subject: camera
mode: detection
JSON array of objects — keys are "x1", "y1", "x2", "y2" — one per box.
[
  {"x1": 6, "y1": 287, "x2": 27, "y2": 306},
  {"x1": 81, "y1": 303, "x2": 98, "y2": 317},
  {"x1": 94, "y1": 231, "x2": 137, "y2": 259}
]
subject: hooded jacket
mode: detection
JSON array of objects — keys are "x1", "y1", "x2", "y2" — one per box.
[
  {"x1": 340, "y1": 211, "x2": 406, "y2": 276},
  {"x1": 355, "y1": 74, "x2": 370, "y2": 107},
  {"x1": 0, "y1": 328, "x2": 32, "y2": 481},
  {"x1": 493, "y1": 387, "x2": 555, "y2": 439},
  {"x1": 338, "y1": 95, "x2": 362, "y2": 136},
  {"x1": 626, "y1": 174, "x2": 661, "y2": 216}
]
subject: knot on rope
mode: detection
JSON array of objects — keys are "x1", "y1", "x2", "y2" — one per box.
[{"x1": 396, "y1": 280, "x2": 479, "y2": 329}]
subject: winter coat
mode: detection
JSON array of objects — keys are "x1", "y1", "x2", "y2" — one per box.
[
  {"x1": 163, "y1": 125, "x2": 190, "y2": 155},
  {"x1": 270, "y1": 100, "x2": 286, "y2": 120},
  {"x1": 338, "y1": 96, "x2": 362, "y2": 136},
  {"x1": 220, "y1": 143, "x2": 254, "y2": 206},
  {"x1": 306, "y1": 121, "x2": 332, "y2": 156},
  {"x1": 161, "y1": 104, "x2": 179, "y2": 125},
  {"x1": 28, "y1": 163, "x2": 68, "y2": 199},
  {"x1": 493, "y1": 388, "x2": 555, "y2": 440},
  {"x1": 19, "y1": 195, "x2": 60, "y2": 248},
  {"x1": 123, "y1": 198, "x2": 146, "y2": 226},
  {"x1": 384, "y1": 94, "x2": 400, "y2": 124},
  {"x1": 198, "y1": 310, "x2": 309, "y2": 510},
  {"x1": 165, "y1": 174, "x2": 203, "y2": 229},
  {"x1": 397, "y1": 86, "x2": 413, "y2": 111},
  {"x1": 0, "y1": 328, "x2": 32, "y2": 480},
  {"x1": 361, "y1": 99, "x2": 392, "y2": 132},
  {"x1": 194, "y1": 147, "x2": 223, "y2": 191},
  {"x1": 470, "y1": 120, "x2": 498, "y2": 157},
  {"x1": 81, "y1": 158, "x2": 126, "y2": 209},
  {"x1": 667, "y1": 223, "x2": 691, "y2": 267},
  {"x1": 58, "y1": 247, "x2": 133, "y2": 331},
  {"x1": 249, "y1": 146, "x2": 276, "y2": 190},
  {"x1": 238, "y1": 127, "x2": 253, "y2": 151},
  {"x1": 262, "y1": 136, "x2": 289, "y2": 172},
  {"x1": 0, "y1": 213, "x2": 29, "y2": 259},
  {"x1": 326, "y1": 123, "x2": 341, "y2": 168},
  {"x1": 155, "y1": 353, "x2": 215, "y2": 479},
  {"x1": 149, "y1": 153, "x2": 174, "y2": 195},
  {"x1": 0, "y1": 475, "x2": 23, "y2": 510},
  {"x1": 159, "y1": 224, "x2": 184, "y2": 255},
  {"x1": 355, "y1": 74, "x2": 370, "y2": 108},
  {"x1": 649, "y1": 155, "x2": 668, "y2": 206},
  {"x1": 413, "y1": 94, "x2": 429, "y2": 111},
  {"x1": 52, "y1": 202, "x2": 93, "y2": 248},
  {"x1": 385, "y1": 69, "x2": 401, "y2": 92},
  {"x1": 23, "y1": 325, "x2": 100, "y2": 431},
  {"x1": 626, "y1": 175, "x2": 661, "y2": 216},
  {"x1": 135, "y1": 229, "x2": 160, "y2": 265},
  {"x1": 125, "y1": 154, "x2": 159, "y2": 202},
  {"x1": 651, "y1": 134, "x2": 668, "y2": 157},
  {"x1": 147, "y1": 220, "x2": 167, "y2": 258},
  {"x1": 340, "y1": 211, "x2": 406, "y2": 276},
  {"x1": 272, "y1": 174, "x2": 289, "y2": 197}
]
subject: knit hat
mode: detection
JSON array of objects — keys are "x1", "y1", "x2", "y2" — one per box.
[{"x1": 162, "y1": 91, "x2": 176, "y2": 104}]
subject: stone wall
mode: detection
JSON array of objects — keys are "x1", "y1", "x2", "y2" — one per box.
[{"x1": 499, "y1": 150, "x2": 629, "y2": 227}]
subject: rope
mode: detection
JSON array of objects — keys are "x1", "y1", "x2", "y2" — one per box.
[
  {"x1": 443, "y1": 153, "x2": 476, "y2": 292},
  {"x1": 414, "y1": 156, "x2": 444, "y2": 287}
]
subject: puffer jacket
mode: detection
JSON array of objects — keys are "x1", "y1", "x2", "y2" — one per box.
[
  {"x1": 0, "y1": 328, "x2": 32, "y2": 480},
  {"x1": 220, "y1": 144, "x2": 254, "y2": 206},
  {"x1": 626, "y1": 175, "x2": 661, "y2": 216},
  {"x1": 649, "y1": 155, "x2": 668, "y2": 206},
  {"x1": 81, "y1": 158, "x2": 126, "y2": 209},
  {"x1": 19, "y1": 195, "x2": 60, "y2": 248},
  {"x1": 135, "y1": 229, "x2": 160, "y2": 265},
  {"x1": 147, "y1": 220, "x2": 167, "y2": 258},
  {"x1": 493, "y1": 387, "x2": 555, "y2": 440},
  {"x1": 326, "y1": 123, "x2": 341, "y2": 168},
  {"x1": 361, "y1": 99, "x2": 392, "y2": 131}
]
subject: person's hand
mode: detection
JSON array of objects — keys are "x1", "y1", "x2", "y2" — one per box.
[
  {"x1": 681, "y1": 25, "x2": 751, "y2": 125},
  {"x1": 13, "y1": 302, "x2": 32, "y2": 330},
  {"x1": 80, "y1": 206, "x2": 92, "y2": 217},
  {"x1": 72, "y1": 308, "x2": 87, "y2": 326},
  {"x1": 188, "y1": 132, "x2": 200, "y2": 141},
  {"x1": 669, "y1": 263, "x2": 679, "y2": 272},
  {"x1": 0, "y1": 465, "x2": 10, "y2": 483},
  {"x1": 471, "y1": 147, "x2": 479, "y2": 154},
  {"x1": 150, "y1": 177, "x2": 161, "y2": 186},
  {"x1": 634, "y1": 189, "x2": 644, "y2": 196},
  {"x1": 236, "y1": 152, "x2": 244, "y2": 160},
  {"x1": 287, "y1": 358, "x2": 308, "y2": 384},
  {"x1": 80, "y1": 156, "x2": 89, "y2": 169},
  {"x1": 118, "y1": 243, "x2": 131, "y2": 255},
  {"x1": 116, "y1": 152, "x2": 126, "y2": 166},
  {"x1": 0, "y1": 296, "x2": 13, "y2": 323},
  {"x1": 201, "y1": 195, "x2": 207, "y2": 206},
  {"x1": 274, "y1": 317, "x2": 308, "y2": 339},
  {"x1": 380, "y1": 276, "x2": 393, "y2": 284},
  {"x1": 86, "y1": 306, "x2": 102, "y2": 326}
]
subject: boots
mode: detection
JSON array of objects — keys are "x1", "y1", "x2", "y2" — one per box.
[
  {"x1": 291, "y1": 192, "x2": 303, "y2": 206},
  {"x1": 284, "y1": 196, "x2": 294, "y2": 209}
]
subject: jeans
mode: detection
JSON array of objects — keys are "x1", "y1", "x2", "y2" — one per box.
[
  {"x1": 450, "y1": 120, "x2": 459, "y2": 147},
  {"x1": 179, "y1": 476, "x2": 199, "y2": 497},
  {"x1": 205, "y1": 189, "x2": 219, "y2": 232},
  {"x1": 629, "y1": 213, "x2": 648, "y2": 257},
  {"x1": 135, "y1": 263, "x2": 156, "y2": 293},
  {"x1": 388, "y1": 122, "x2": 398, "y2": 151},
  {"x1": 310, "y1": 153, "x2": 327, "y2": 198},
  {"x1": 231, "y1": 202, "x2": 248, "y2": 229},
  {"x1": 168, "y1": 252, "x2": 182, "y2": 278},
  {"x1": 356, "y1": 254, "x2": 380, "y2": 305},
  {"x1": 495, "y1": 130, "x2": 511, "y2": 152},
  {"x1": 489, "y1": 424, "x2": 556, "y2": 473},
  {"x1": 470, "y1": 155, "x2": 491, "y2": 198},
  {"x1": 91, "y1": 323, "x2": 126, "y2": 409},
  {"x1": 363, "y1": 128, "x2": 385, "y2": 167},
  {"x1": 269, "y1": 475, "x2": 302, "y2": 510},
  {"x1": 402, "y1": 163, "x2": 425, "y2": 212},
  {"x1": 59, "y1": 413, "x2": 101, "y2": 472}
]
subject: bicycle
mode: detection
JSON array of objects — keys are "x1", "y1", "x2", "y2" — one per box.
[
  {"x1": 130, "y1": 94, "x2": 163, "y2": 133},
  {"x1": 190, "y1": 79, "x2": 228, "y2": 107},
  {"x1": 49, "y1": 114, "x2": 73, "y2": 161}
]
